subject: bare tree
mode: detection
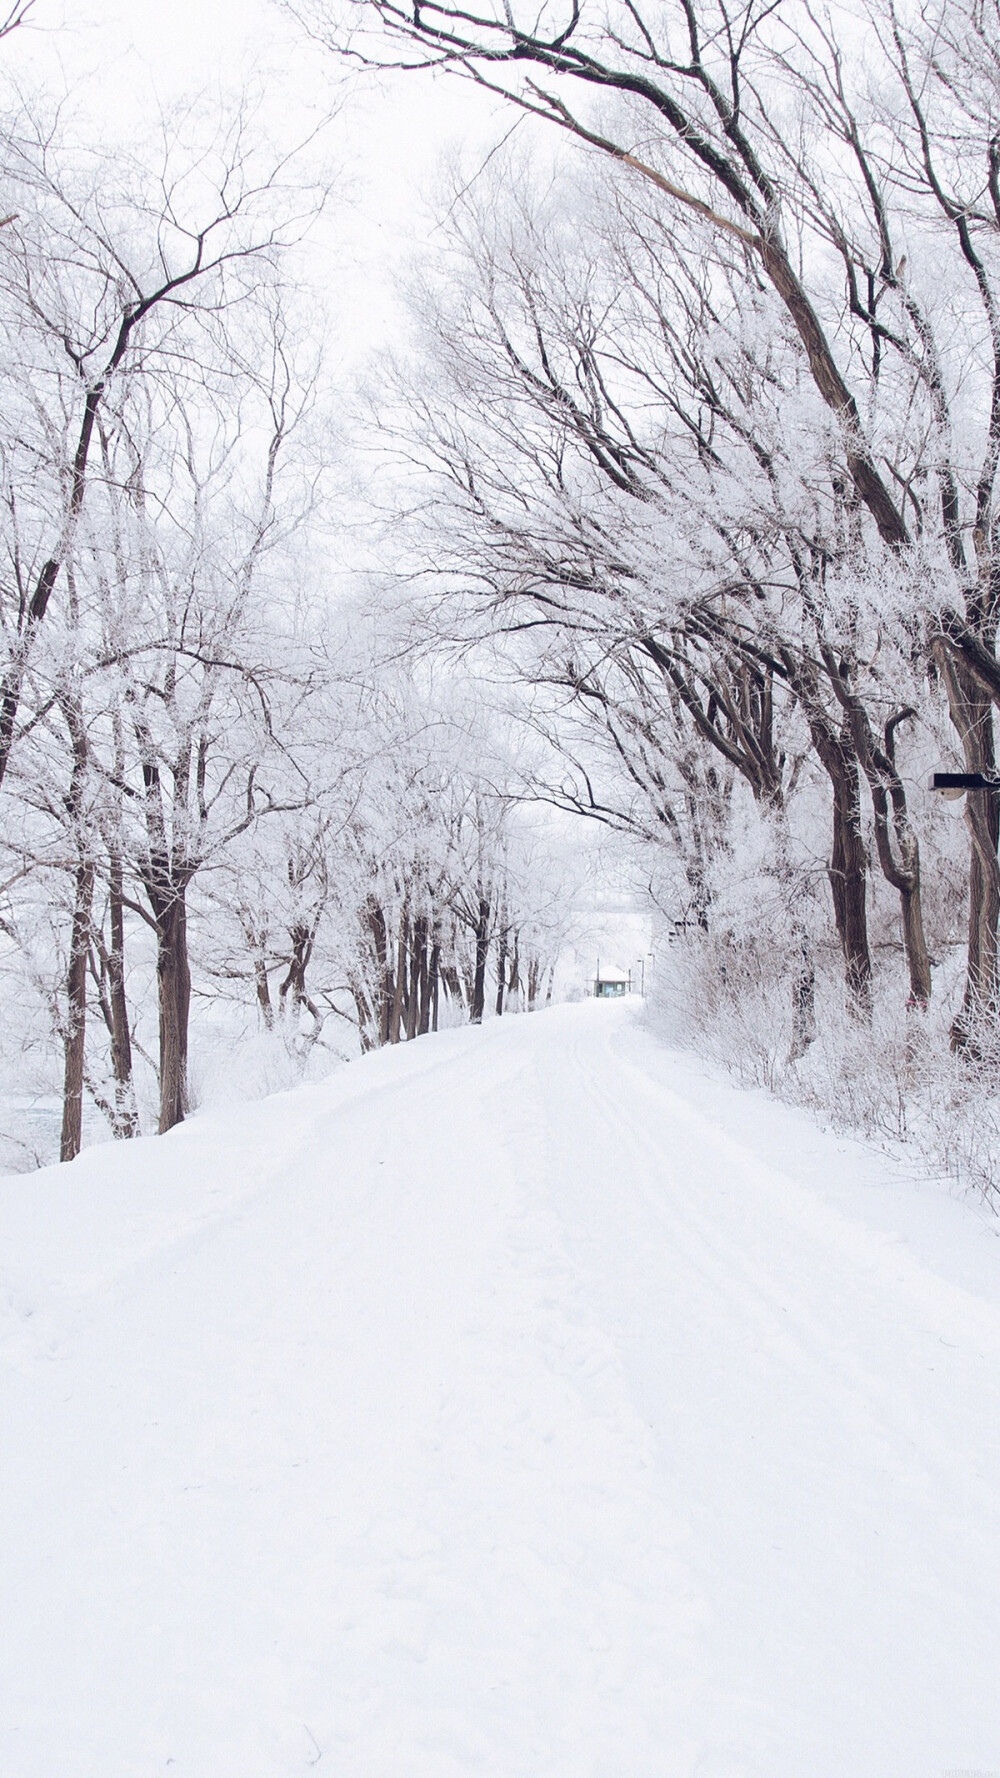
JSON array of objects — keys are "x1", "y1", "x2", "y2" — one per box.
[
  {"x1": 303, "y1": 0, "x2": 1000, "y2": 1035},
  {"x1": 0, "y1": 96, "x2": 321, "y2": 797}
]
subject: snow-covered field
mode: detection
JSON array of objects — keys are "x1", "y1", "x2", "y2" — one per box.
[{"x1": 2, "y1": 999, "x2": 999, "y2": 1778}]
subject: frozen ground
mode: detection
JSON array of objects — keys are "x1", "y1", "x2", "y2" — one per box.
[{"x1": 2, "y1": 999, "x2": 999, "y2": 1778}]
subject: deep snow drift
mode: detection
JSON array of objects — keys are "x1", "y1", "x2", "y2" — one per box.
[{"x1": 2, "y1": 1000, "x2": 1000, "y2": 1778}]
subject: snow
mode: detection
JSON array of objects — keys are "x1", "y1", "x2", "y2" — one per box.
[{"x1": 2, "y1": 1000, "x2": 1000, "y2": 1778}]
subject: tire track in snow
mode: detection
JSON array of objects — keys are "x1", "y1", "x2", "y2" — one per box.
[
  {"x1": 2, "y1": 1002, "x2": 1000, "y2": 1778},
  {"x1": 499, "y1": 1003, "x2": 1000, "y2": 1777}
]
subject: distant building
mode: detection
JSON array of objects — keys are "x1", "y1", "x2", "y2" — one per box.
[{"x1": 594, "y1": 966, "x2": 629, "y2": 999}]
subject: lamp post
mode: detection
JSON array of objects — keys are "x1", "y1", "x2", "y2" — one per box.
[{"x1": 930, "y1": 772, "x2": 1000, "y2": 797}]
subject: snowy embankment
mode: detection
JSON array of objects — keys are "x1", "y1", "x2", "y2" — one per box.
[{"x1": 2, "y1": 1002, "x2": 1000, "y2": 1778}]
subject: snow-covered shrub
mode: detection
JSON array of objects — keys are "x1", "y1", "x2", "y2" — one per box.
[{"x1": 653, "y1": 933, "x2": 1000, "y2": 1202}]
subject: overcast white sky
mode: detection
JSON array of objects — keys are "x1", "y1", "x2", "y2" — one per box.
[{"x1": 2, "y1": 0, "x2": 519, "y2": 366}]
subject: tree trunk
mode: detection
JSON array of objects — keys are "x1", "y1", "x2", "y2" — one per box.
[
  {"x1": 389, "y1": 912, "x2": 408, "y2": 1044},
  {"x1": 106, "y1": 852, "x2": 139, "y2": 1136},
  {"x1": 428, "y1": 940, "x2": 440, "y2": 1034},
  {"x1": 471, "y1": 894, "x2": 491, "y2": 1024},
  {"x1": 958, "y1": 788, "x2": 1000, "y2": 1049},
  {"x1": 254, "y1": 957, "x2": 275, "y2": 1029},
  {"x1": 829, "y1": 764, "x2": 872, "y2": 1014},
  {"x1": 901, "y1": 882, "x2": 932, "y2": 1009},
  {"x1": 352, "y1": 980, "x2": 376, "y2": 1051},
  {"x1": 418, "y1": 921, "x2": 438, "y2": 1037},
  {"x1": 60, "y1": 856, "x2": 95, "y2": 1162},
  {"x1": 241, "y1": 911, "x2": 274, "y2": 1031},
  {"x1": 773, "y1": 807, "x2": 817, "y2": 1063},
  {"x1": 278, "y1": 920, "x2": 322, "y2": 1052},
  {"x1": 786, "y1": 670, "x2": 873, "y2": 1016},
  {"x1": 495, "y1": 921, "x2": 508, "y2": 1017},
  {"x1": 365, "y1": 899, "x2": 393, "y2": 1046},
  {"x1": 787, "y1": 921, "x2": 816, "y2": 1063},
  {"x1": 507, "y1": 932, "x2": 520, "y2": 1008},
  {"x1": 937, "y1": 650, "x2": 1000, "y2": 1050},
  {"x1": 407, "y1": 914, "x2": 426, "y2": 1041},
  {"x1": 59, "y1": 691, "x2": 94, "y2": 1162},
  {"x1": 867, "y1": 784, "x2": 932, "y2": 1011},
  {"x1": 440, "y1": 961, "x2": 463, "y2": 1010},
  {"x1": 156, "y1": 890, "x2": 191, "y2": 1133},
  {"x1": 835, "y1": 691, "x2": 932, "y2": 1012}
]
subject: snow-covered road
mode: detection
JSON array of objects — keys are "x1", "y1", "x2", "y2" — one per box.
[{"x1": 3, "y1": 1000, "x2": 1000, "y2": 1777}]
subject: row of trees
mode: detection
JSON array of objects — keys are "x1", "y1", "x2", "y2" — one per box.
[
  {"x1": 310, "y1": 0, "x2": 1000, "y2": 1069},
  {"x1": 18, "y1": 0, "x2": 1000, "y2": 1169},
  {"x1": 0, "y1": 75, "x2": 571, "y2": 1167}
]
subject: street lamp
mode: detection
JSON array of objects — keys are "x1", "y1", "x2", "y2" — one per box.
[{"x1": 930, "y1": 772, "x2": 1000, "y2": 799}]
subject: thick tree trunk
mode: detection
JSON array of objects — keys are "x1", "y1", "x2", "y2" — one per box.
[
  {"x1": 828, "y1": 766, "x2": 872, "y2": 1014},
  {"x1": 900, "y1": 882, "x2": 932, "y2": 1010},
  {"x1": 156, "y1": 891, "x2": 191, "y2": 1134},
  {"x1": 938, "y1": 651, "x2": 1000, "y2": 1050},
  {"x1": 958, "y1": 794, "x2": 1000, "y2": 1048},
  {"x1": 471, "y1": 895, "x2": 491, "y2": 1025},
  {"x1": 60, "y1": 856, "x2": 95, "y2": 1162},
  {"x1": 801, "y1": 703, "x2": 872, "y2": 1016},
  {"x1": 836, "y1": 694, "x2": 932, "y2": 1012}
]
